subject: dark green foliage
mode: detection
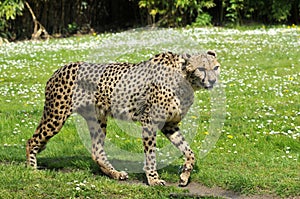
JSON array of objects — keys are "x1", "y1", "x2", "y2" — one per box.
[
  {"x1": 223, "y1": 0, "x2": 299, "y2": 25},
  {"x1": 0, "y1": 0, "x2": 300, "y2": 40},
  {"x1": 138, "y1": 0, "x2": 215, "y2": 26},
  {"x1": 136, "y1": 0, "x2": 300, "y2": 26},
  {"x1": 0, "y1": 0, "x2": 24, "y2": 39}
]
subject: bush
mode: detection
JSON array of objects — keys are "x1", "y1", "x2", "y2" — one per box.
[
  {"x1": 0, "y1": 0, "x2": 24, "y2": 39},
  {"x1": 223, "y1": 0, "x2": 297, "y2": 25},
  {"x1": 271, "y1": 0, "x2": 292, "y2": 22},
  {"x1": 138, "y1": 0, "x2": 215, "y2": 27},
  {"x1": 192, "y1": 13, "x2": 212, "y2": 27}
]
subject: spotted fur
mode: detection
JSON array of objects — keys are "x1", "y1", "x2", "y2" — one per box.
[{"x1": 26, "y1": 51, "x2": 220, "y2": 186}]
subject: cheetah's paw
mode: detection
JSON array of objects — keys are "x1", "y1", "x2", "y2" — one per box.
[
  {"x1": 117, "y1": 171, "x2": 128, "y2": 180},
  {"x1": 148, "y1": 179, "x2": 166, "y2": 186},
  {"x1": 178, "y1": 172, "x2": 190, "y2": 187}
]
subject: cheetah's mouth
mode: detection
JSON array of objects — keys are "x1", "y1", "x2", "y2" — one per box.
[
  {"x1": 204, "y1": 85, "x2": 213, "y2": 90},
  {"x1": 195, "y1": 81, "x2": 214, "y2": 90},
  {"x1": 201, "y1": 82, "x2": 214, "y2": 90}
]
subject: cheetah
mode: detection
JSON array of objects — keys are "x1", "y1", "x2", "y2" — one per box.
[{"x1": 26, "y1": 51, "x2": 220, "y2": 186}]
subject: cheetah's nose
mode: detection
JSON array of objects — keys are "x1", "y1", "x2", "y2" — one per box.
[{"x1": 208, "y1": 79, "x2": 216, "y2": 84}]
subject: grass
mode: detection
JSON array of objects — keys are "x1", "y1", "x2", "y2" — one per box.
[{"x1": 0, "y1": 26, "x2": 299, "y2": 198}]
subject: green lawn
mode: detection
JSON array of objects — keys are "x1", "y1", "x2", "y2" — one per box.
[{"x1": 0, "y1": 26, "x2": 299, "y2": 198}]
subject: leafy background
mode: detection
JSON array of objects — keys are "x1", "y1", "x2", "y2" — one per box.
[{"x1": 0, "y1": 0, "x2": 300, "y2": 41}]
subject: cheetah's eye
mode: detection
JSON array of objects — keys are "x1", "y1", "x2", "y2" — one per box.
[
  {"x1": 213, "y1": 66, "x2": 220, "y2": 71},
  {"x1": 198, "y1": 67, "x2": 206, "y2": 72}
]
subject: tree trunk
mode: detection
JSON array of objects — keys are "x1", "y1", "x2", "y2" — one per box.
[
  {"x1": 291, "y1": 0, "x2": 300, "y2": 24},
  {"x1": 25, "y1": 1, "x2": 50, "y2": 40}
]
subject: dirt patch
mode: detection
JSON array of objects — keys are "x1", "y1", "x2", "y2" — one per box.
[
  {"x1": 167, "y1": 182, "x2": 281, "y2": 199},
  {"x1": 168, "y1": 182, "x2": 240, "y2": 199},
  {"x1": 121, "y1": 180, "x2": 282, "y2": 199}
]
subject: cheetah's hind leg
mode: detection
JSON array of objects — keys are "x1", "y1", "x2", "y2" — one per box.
[{"x1": 26, "y1": 109, "x2": 71, "y2": 169}]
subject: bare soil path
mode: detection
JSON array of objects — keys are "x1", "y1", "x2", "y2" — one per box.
[
  {"x1": 122, "y1": 180, "x2": 292, "y2": 199},
  {"x1": 168, "y1": 182, "x2": 282, "y2": 199}
]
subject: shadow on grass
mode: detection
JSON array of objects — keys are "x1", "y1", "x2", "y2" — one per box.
[
  {"x1": 38, "y1": 157, "x2": 188, "y2": 185},
  {"x1": 0, "y1": 153, "x2": 259, "y2": 199},
  {"x1": 38, "y1": 155, "x2": 95, "y2": 171},
  {"x1": 38, "y1": 156, "x2": 147, "y2": 181},
  {"x1": 0, "y1": 146, "x2": 193, "y2": 184}
]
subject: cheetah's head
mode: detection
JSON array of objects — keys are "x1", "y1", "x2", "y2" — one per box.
[{"x1": 182, "y1": 50, "x2": 220, "y2": 90}]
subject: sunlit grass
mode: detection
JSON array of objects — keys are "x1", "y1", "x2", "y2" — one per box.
[{"x1": 0, "y1": 26, "x2": 299, "y2": 198}]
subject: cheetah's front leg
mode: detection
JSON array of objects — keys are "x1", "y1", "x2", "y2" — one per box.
[
  {"x1": 162, "y1": 124, "x2": 195, "y2": 187},
  {"x1": 142, "y1": 124, "x2": 166, "y2": 186},
  {"x1": 84, "y1": 114, "x2": 128, "y2": 181}
]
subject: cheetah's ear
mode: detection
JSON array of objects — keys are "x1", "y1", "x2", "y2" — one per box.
[
  {"x1": 182, "y1": 53, "x2": 191, "y2": 59},
  {"x1": 181, "y1": 53, "x2": 191, "y2": 70},
  {"x1": 207, "y1": 50, "x2": 217, "y2": 58}
]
